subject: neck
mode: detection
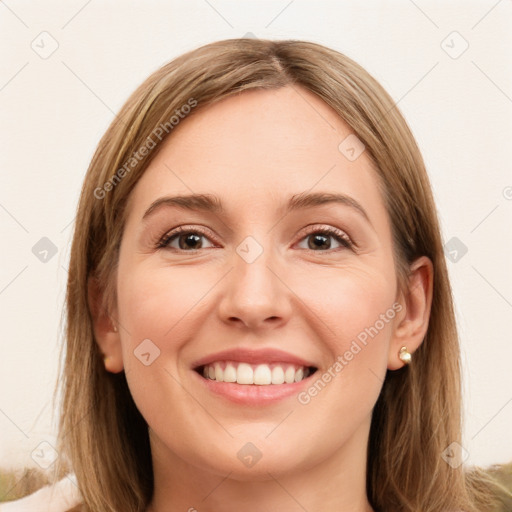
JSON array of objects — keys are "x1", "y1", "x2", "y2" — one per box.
[{"x1": 147, "y1": 420, "x2": 375, "y2": 512}]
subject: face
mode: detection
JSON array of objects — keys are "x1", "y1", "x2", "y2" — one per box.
[{"x1": 111, "y1": 86, "x2": 406, "y2": 480}]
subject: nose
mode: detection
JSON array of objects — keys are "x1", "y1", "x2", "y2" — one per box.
[{"x1": 217, "y1": 243, "x2": 292, "y2": 331}]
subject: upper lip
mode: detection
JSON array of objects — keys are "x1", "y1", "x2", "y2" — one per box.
[{"x1": 192, "y1": 348, "x2": 317, "y2": 369}]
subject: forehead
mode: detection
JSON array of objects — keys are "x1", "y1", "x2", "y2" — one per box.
[{"x1": 125, "y1": 86, "x2": 386, "y2": 222}]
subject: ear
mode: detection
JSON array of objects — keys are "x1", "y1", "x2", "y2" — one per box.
[
  {"x1": 388, "y1": 256, "x2": 434, "y2": 370},
  {"x1": 87, "y1": 275, "x2": 124, "y2": 373}
]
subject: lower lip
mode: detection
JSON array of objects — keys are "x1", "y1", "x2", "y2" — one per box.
[{"x1": 192, "y1": 369, "x2": 316, "y2": 405}]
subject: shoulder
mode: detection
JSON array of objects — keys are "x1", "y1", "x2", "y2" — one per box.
[{"x1": 0, "y1": 474, "x2": 82, "y2": 512}]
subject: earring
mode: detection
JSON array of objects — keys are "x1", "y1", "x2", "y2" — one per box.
[
  {"x1": 113, "y1": 325, "x2": 118, "y2": 332},
  {"x1": 398, "y1": 346, "x2": 412, "y2": 365}
]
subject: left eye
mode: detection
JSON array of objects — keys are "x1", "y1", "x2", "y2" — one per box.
[{"x1": 296, "y1": 228, "x2": 352, "y2": 251}]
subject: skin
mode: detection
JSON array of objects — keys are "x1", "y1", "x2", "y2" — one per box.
[{"x1": 91, "y1": 85, "x2": 433, "y2": 512}]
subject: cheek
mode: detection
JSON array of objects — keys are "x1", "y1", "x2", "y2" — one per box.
[
  {"x1": 296, "y1": 265, "x2": 397, "y2": 409},
  {"x1": 114, "y1": 261, "x2": 203, "y2": 425},
  {"x1": 117, "y1": 260, "x2": 210, "y2": 345},
  {"x1": 335, "y1": 278, "x2": 396, "y2": 350},
  {"x1": 291, "y1": 272, "x2": 397, "y2": 445},
  {"x1": 299, "y1": 262, "x2": 398, "y2": 349}
]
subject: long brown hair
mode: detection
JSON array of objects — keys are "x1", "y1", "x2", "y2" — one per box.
[{"x1": 56, "y1": 38, "x2": 501, "y2": 511}]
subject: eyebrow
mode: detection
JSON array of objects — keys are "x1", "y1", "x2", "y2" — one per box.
[{"x1": 142, "y1": 191, "x2": 371, "y2": 225}]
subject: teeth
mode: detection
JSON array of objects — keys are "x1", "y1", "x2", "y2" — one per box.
[
  {"x1": 214, "y1": 363, "x2": 223, "y2": 382},
  {"x1": 223, "y1": 363, "x2": 237, "y2": 383},
  {"x1": 271, "y1": 366, "x2": 285, "y2": 384},
  {"x1": 201, "y1": 361, "x2": 312, "y2": 385},
  {"x1": 254, "y1": 364, "x2": 272, "y2": 385},
  {"x1": 237, "y1": 363, "x2": 253, "y2": 384},
  {"x1": 284, "y1": 366, "x2": 295, "y2": 384}
]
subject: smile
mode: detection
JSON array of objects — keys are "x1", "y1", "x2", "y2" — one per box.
[
  {"x1": 191, "y1": 347, "x2": 319, "y2": 404},
  {"x1": 198, "y1": 361, "x2": 316, "y2": 385}
]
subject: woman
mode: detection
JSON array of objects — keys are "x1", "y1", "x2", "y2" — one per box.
[{"x1": 10, "y1": 38, "x2": 506, "y2": 511}]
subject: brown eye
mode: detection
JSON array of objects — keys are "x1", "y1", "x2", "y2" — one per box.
[
  {"x1": 158, "y1": 227, "x2": 216, "y2": 251},
  {"x1": 308, "y1": 233, "x2": 333, "y2": 250},
  {"x1": 297, "y1": 227, "x2": 353, "y2": 251}
]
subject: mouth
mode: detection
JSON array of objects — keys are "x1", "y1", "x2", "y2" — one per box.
[
  {"x1": 190, "y1": 347, "x2": 320, "y2": 405},
  {"x1": 194, "y1": 361, "x2": 318, "y2": 385},
  {"x1": 192, "y1": 361, "x2": 318, "y2": 405}
]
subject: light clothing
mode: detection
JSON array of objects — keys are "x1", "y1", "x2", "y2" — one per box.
[{"x1": 0, "y1": 474, "x2": 82, "y2": 512}]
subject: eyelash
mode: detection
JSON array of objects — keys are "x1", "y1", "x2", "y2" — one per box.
[{"x1": 156, "y1": 225, "x2": 354, "y2": 252}]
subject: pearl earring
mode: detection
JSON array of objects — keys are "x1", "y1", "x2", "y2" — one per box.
[{"x1": 398, "y1": 346, "x2": 412, "y2": 365}]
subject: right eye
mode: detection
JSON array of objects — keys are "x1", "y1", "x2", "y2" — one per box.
[{"x1": 157, "y1": 226, "x2": 217, "y2": 251}]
